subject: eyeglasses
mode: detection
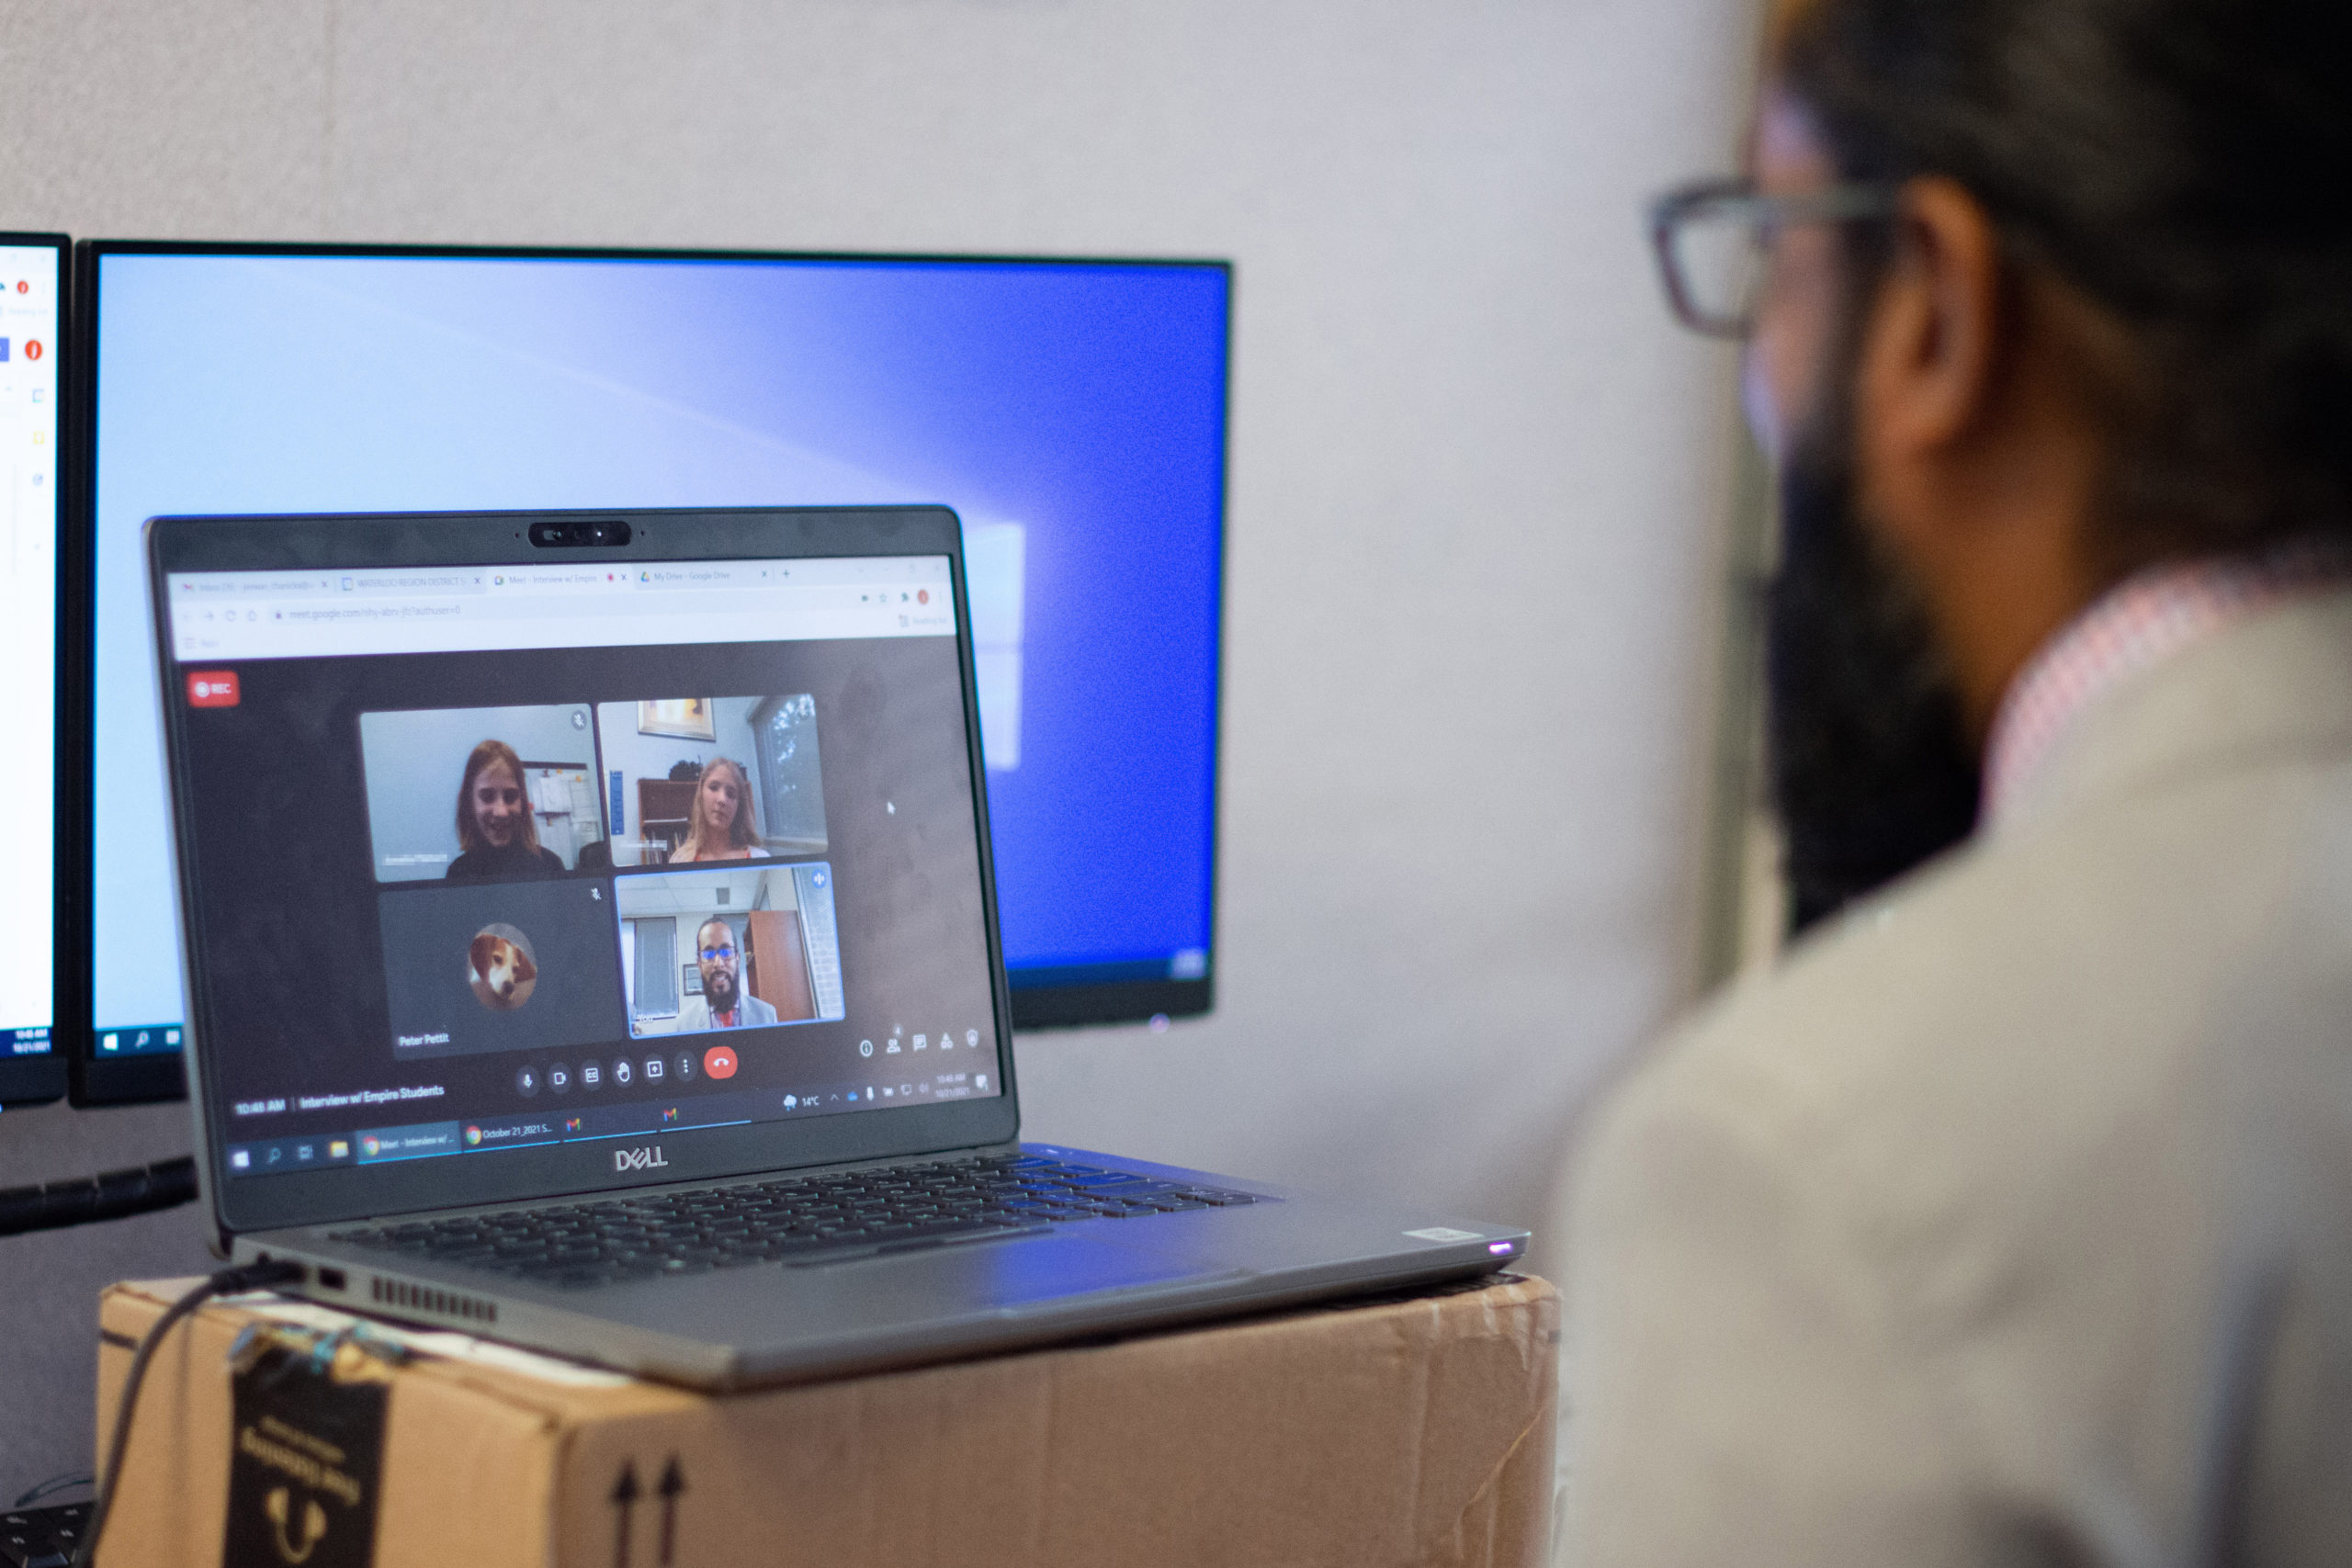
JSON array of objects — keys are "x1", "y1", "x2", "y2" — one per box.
[
  {"x1": 698, "y1": 945, "x2": 737, "y2": 963},
  {"x1": 1647, "y1": 177, "x2": 1899, "y2": 338}
]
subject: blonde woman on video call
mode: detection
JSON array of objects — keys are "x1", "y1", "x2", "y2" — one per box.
[{"x1": 670, "y1": 757, "x2": 769, "y2": 863}]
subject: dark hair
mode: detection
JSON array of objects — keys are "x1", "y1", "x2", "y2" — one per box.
[{"x1": 1779, "y1": 0, "x2": 2352, "y2": 568}]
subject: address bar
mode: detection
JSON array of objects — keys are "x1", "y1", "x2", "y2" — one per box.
[{"x1": 167, "y1": 567, "x2": 956, "y2": 660}]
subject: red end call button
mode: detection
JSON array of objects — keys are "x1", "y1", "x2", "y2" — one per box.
[
  {"x1": 187, "y1": 671, "x2": 240, "y2": 707},
  {"x1": 702, "y1": 1045, "x2": 738, "y2": 1080}
]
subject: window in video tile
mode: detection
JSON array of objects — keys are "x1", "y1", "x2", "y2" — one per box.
[
  {"x1": 616, "y1": 863, "x2": 844, "y2": 1036},
  {"x1": 595, "y1": 694, "x2": 827, "y2": 866},
  {"x1": 359, "y1": 703, "x2": 608, "y2": 881}
]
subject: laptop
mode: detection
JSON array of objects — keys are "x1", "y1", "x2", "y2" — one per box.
[{"x1": 147, "y1": 505, "x2": 1527, "y2": 1389}]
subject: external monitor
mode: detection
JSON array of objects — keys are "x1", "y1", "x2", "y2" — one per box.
[
  {"x1": 70, "y1": 243, "x2": 1227, "y2": 1104},
  {"x1": 0, "y1": 233, "x2": 64, "y2": 1108}
]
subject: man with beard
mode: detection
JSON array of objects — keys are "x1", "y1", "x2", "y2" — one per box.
[
  {"x1": 675, "y1": 917, "x2": 778, "y2": 1032},
  {"x1": 1557, "y1": 0, "x2": 2352, "y2": 1562}
]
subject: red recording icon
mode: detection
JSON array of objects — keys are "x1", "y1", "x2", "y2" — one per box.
[
  {"x1": 23, "y1": 341, "x2": 41, "y2": 361},
  {"x1": 187, "y1": 671, "x2": 241, "y2": 708}
]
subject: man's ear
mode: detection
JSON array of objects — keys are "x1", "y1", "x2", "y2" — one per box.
[
  {"x1": 1854, "y1": 176, "x2": 2008, "y2": 533},
  {"x1": 1847, "y1": 171, "x2": 2117, "y2": 740}
]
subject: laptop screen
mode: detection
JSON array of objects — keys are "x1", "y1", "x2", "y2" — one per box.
[{"x1": 161, "y1": 551, "x2": 1003, "y2": 1198}]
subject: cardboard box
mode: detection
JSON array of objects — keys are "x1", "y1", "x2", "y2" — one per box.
[{"x1": 95, "y1": 1273, "x2": 1555, "y2": 1567}]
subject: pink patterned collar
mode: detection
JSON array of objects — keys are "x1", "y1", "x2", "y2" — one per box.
[{"x1": 1981, "y1": 541, "x2": 2352, "y2": 825}]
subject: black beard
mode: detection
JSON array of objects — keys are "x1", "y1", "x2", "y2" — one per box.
[
  {"x1": 1765, "y1": 376, "x2": 1981, "y2": 935},
  {"x1": 705, "y1": 973, "x2": 739, "y2": 1011}
]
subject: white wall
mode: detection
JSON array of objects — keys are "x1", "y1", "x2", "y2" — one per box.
[{"x1": 0, "y1": 0, "x2": 1758, "y2": 1495}]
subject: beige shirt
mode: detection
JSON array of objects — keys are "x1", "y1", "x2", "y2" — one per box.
[{"x1": 1556, "y1": 587, "x2": 2352, "y2": 1566}]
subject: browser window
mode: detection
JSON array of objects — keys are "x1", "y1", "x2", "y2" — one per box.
[
  {"x1": 163, "y1": 553, "x2": 1001, "y2": 1185},
  {"x1": 0, "y1": 242, "x2": 56, "y2": 1063}
]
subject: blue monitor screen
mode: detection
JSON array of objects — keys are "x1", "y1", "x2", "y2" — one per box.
[{"x1": 87, "y1": 249, "x2": 1226, "y2": 1055}]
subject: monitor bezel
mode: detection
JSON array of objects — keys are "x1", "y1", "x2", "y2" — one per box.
[
  {"x1": 148, "y1": 504, "x2": 1021, "y2": 1240},
  {"x1": 0, "y1": 1055, "x2": 65, "y2": 1106},
  {"x1": 68, "y1": 239, "x2": 1228, "y2": 1105}
]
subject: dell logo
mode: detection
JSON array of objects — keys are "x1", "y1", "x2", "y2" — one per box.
[{"x1": 614, "y1": 1145, "x2": 669, "y2": 1173}]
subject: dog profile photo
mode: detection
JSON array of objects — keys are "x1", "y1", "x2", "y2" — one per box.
[{"x1": 467, "y1": 923, "x2": 538, "y2": 1011}]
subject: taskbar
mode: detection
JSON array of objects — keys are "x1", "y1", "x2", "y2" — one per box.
[
  {"x1": 224, "y1": 1065, "x2": 995, "y2": 1180},
  {"x1": 93, "y1": 1021, "x2": 185, "y2": 1056},
  {"x1": 1006, "y1": 952, "x2": 1213, "y2": 1031}
]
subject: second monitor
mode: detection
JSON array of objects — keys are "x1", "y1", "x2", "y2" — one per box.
[{"x1": 74, "y1": 243, "x2": 1230, "y2": 1102}]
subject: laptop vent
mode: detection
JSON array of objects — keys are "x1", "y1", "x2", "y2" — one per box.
[{"x1": 371, "y1": 1276, "x2": 499, "y2": 1324}]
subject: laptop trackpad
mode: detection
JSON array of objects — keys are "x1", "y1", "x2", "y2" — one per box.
[{"x1": 826, "y1": 1231, "x2": 1231, "y2": 1314}]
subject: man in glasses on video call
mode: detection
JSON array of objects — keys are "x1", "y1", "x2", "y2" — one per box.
[
  {"x1": 677, "y1": 918, "x2": 778, "y2": 1032},
  {"x1": 1557, "y1": 0, "x2": 2352, "y2": 1562}
]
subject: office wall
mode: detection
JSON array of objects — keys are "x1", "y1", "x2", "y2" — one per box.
[{"x1": 0, "y1": 0, "x2": 1758, "y2": 1495}]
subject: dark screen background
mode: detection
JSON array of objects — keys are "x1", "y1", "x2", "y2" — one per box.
[{"x1": 174, "y1": 632, "x2": 1002, "y2": 1152}]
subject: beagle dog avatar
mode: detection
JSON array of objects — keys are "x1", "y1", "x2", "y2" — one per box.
[{"x1": 468, "y1": 924, "x2": 539, "y2": 1011}]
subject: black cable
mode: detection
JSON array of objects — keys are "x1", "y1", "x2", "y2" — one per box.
[
  {"x1": 10, "y1": 1472, "x2": 91, "y2": 1508},
  {"x1": 0, "y1": 1156, "x2": 198, "y2": 1237},
  {"x1": 75, "y1": 1258, "x2": 305, "y2": 1568}
]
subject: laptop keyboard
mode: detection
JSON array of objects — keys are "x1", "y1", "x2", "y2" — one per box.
[{"x1": 329, "y1": 1151, "x2": 1262, "y2": 1289}]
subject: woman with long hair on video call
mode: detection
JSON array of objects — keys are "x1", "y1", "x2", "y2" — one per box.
[
  {"x1": 670, "y1": 756, "x2": 769, "y2": 863},
  {"x1": 447, "y1": 739, "x2": 565, "y2": 881}
]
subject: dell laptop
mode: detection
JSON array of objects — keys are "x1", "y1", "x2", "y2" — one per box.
[{"x1": 148, "y1": 505, "x2": 1526, "y2": 1388}]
